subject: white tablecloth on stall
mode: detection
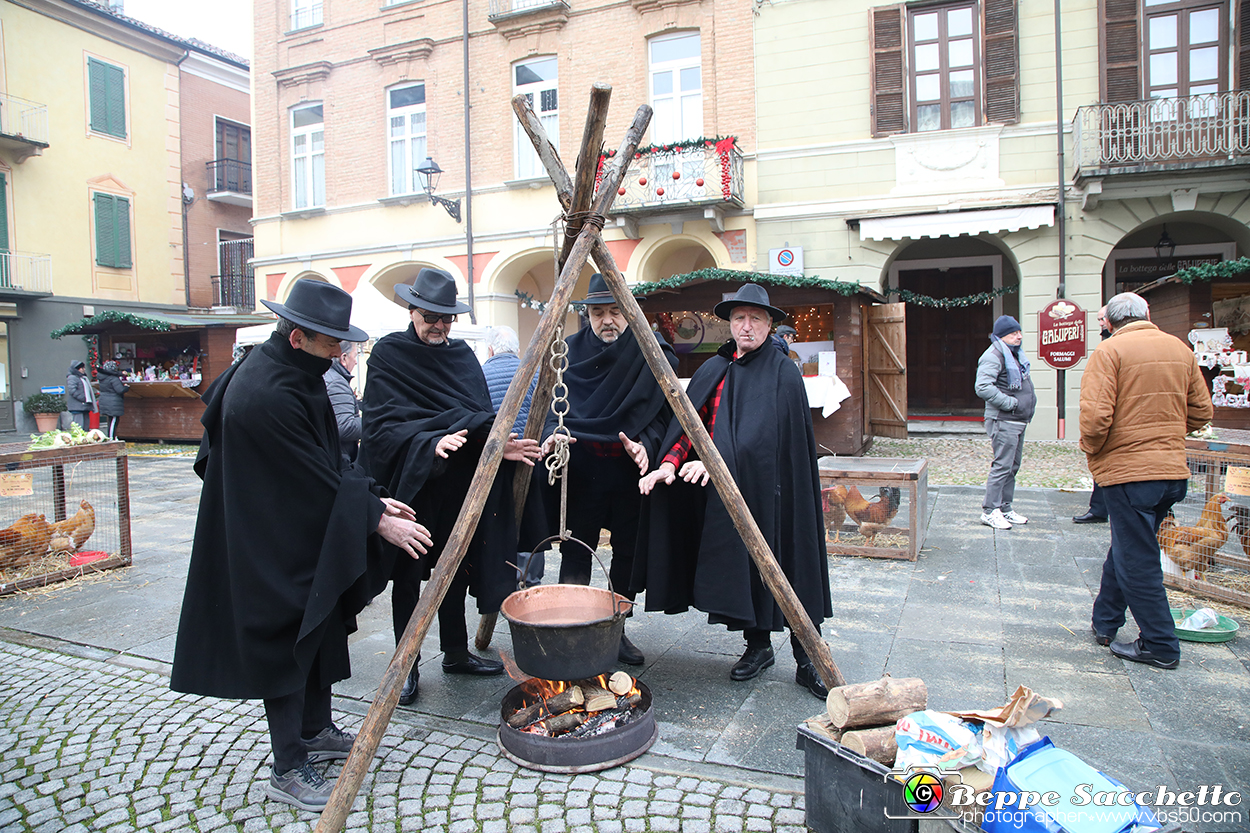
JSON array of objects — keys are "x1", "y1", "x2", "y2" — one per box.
[{"x1": 803, "y1": 375, "x2": 852, "y2": 418}]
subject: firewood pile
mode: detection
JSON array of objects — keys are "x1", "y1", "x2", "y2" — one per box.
[
  {"x1": 507, "y1": 670, "x2": 643, "y2": 739},
  {"x1": 805, "y1": 675, "x2": 928, "y2": 766}
]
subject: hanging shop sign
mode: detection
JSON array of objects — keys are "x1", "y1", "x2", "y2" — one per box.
[{"x1": 1036, "y1": 299, "x2": 1087, "y2": 370}]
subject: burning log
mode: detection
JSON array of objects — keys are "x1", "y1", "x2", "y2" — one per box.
[
  {"x1": 506, "y1": 686, "x2": 585, "y2": 729},
  {"x1": 540, "y1": 712, "x2": 586, "y2": 734},
  {"x1": 580, "y1": 683, "x2": 618, "y2": 713},
  {"x1": 608, "y1": 671, "x2": 633, "y2": 696}
]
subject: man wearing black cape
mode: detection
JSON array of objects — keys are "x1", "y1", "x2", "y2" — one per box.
[
  {"x1": 638, "y1": 283, "x2": 832, "y2": 698},
  {"x1": 542, "y1": 273, "x2": 678, "y2": 666},
  {"x1": 171, "y1": 280, "x2": 432, "y2": 812},
  {"x1": 359, "y1": 268, "x2": 542, "y2": 706}
]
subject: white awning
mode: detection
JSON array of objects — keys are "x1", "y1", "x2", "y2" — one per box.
[{"x1": 856, "y1": 205, "x2": 1055, "y2": 241}]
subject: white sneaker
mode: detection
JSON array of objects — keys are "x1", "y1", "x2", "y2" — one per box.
[
  {"x1": 981, "y1": 509, "x2": 1012, "y2": 530},
  {"x1": 1002, "y1": 510, "x2": 1028, "y2": 525}
]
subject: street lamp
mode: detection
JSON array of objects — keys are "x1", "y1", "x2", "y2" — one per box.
[
  {"x1": 1154, "y1": 225, "x2": 1176, "y2": 261},
  {"x1": 416, "y1": 157, "x2": 462, "y2": 223}
]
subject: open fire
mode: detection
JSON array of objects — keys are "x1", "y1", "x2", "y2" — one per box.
[{"x1": 506, "y1": 671, "x2": 644, "y2": 738}]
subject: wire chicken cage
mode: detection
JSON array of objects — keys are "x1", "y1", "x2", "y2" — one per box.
[{"x1": 0, "y1": 440, "x2": 130, "y2": 595}]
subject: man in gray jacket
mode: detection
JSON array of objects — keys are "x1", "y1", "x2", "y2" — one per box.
[
  {"x1": 974, "y1": 315, "x2": 1036, "y2": 530},
  {"x1": 323, "y1": 341, "x2": 362, "y2": 461}
]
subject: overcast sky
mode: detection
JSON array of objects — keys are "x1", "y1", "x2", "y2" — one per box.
[{"x1": 121, "y1": 0, "x2": 253, "y2": 61}]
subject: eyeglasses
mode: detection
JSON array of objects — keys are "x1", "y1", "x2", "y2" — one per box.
[{"x1": 419, "y1": 312, "x2": 456, "y2": 324}]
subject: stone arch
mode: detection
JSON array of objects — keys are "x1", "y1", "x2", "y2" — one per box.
[
  {"x1": 631, "y1": 233, "x2": 722, "y2": 285},
  {"x1": 484, "y1": 246, "x2": 592, "y2": 346},
  {"x1": 275, "y1": 271, "x2": 330, "y2": 301}
]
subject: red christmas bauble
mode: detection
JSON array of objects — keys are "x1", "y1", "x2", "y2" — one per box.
[
  {"x1": 656, "y1": 187, "x2": 665, "y2": 196},
  {"x1": 672, "y1": 170, "x2": 681, "y2": 180},
  {"x1": 618, "y1": 187, "x2": 626, "y2": 196},
  {"x1": 696, "y1": 178, "x2": 705, "y2": 187},
  {"x1": 638, "y1": 176, "x2": 647, "y2": 186}
]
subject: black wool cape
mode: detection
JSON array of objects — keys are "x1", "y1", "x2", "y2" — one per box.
[
  {"x1": 633, "y1": 340, "x2": 832, "y2": 632},
  {"x1": 357, "y1": 326, "x2": 526, "y2": 613},
  {"x1": 171, "y1": 333, "x2": 388, "y2": 700}
]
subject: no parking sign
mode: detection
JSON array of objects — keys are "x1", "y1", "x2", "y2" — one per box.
[{"x1": 769, "y1": 247, "x2": 804, "y2": 277}]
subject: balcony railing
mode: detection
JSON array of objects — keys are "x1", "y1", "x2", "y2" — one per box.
[
  {"x1": 206, "y1": 159, "x2": 252, "y2": 196},
  {"x1": 0, "y1": 93, "x2": 49, "y2": 161},
  {"x1": 608, "y1": 141, "x2": 745, "y2": 214},
  {"x1": 0, "y1": 251, "x2": 52, "y2": 294},
  {"x1": 1074, "y1": 91, "x2": 1250, "y2": 175},
  {"x1": 213, "y1": 237, "x2": 254, "y2": 309},
  {"x1": 489, "y1": 0, "x2": 566, "y2": 16},
  {"x1": 290, "y1": 2, "x2": 322, "y2": 30}
]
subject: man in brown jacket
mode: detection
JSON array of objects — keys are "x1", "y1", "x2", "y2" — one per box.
[{"x1": 1079, "y1": 292, "x2": 1212, "y2": 669}]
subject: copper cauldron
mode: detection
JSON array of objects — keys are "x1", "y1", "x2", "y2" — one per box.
[{"x1": 500, "y1": 536, "x2": 632, "y2": 681}]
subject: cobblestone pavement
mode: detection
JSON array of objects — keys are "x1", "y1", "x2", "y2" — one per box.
[
  {"x1": 869, "y1": 436, "x2": 1093, "y2": 489},
  {"x1": 0, "y1": 636, "x2": 806, "y2": 833}
]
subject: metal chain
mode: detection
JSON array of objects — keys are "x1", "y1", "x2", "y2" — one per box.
[{"x1": 545, "y1": 325, "x2": 573, "y2": 538}]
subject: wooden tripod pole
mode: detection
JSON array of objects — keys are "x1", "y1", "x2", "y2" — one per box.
[
  {"x1": 510, "y1": 97, "x2": 845, "y2": 692},
  {"x1": 475, "y1": 83, "x2": 614, "y2": 650},
  {"x1": 313, "y1": 98, "x2": 652, "y2": 833}
]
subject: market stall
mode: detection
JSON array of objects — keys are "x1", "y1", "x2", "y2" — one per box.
[
  {"x1": 51, "y1": 310, "x2": 274, "y2": 442},
  {"x1": 632, "y1": 270, "x2": 890, "y2": 456}
]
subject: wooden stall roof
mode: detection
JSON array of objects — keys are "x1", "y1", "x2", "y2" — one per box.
[
  {"x1": 50, "y1": 310, "x2": 275, "y2": 338},
  {"x1": 631, "y1": 268, "x2": 887, "y2": 308}
]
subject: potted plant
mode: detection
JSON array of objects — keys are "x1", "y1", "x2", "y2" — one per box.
[{"x1": 23, "y1": 392, "x2": 65, "y2": 433}]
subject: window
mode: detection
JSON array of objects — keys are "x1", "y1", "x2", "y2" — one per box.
[
  {"x1": 0, "y1": 172, "x2": 9, "y2": 288},
  {"x1": 1145, "y1": 0, "x2": 1226, "y2": 101},
  {"x1": 870, "y1": 0, "x2": 1018, "y2": 136},
  {"x1": 513, "y1": 58, "x2": 558, "y2": 180},
  {"x1": 93, "y1": 193, "x2": 132, "y2": 269},
  {"x1": 291, "y1": 0, "x2": 322, "y2": 30},
  {"x1": 214, "y1": 120, "x2": 251, "y2": 194},
  {"x1": 910, "y1": 4, "x2": 980, "y2": 131},
  {"x1": 291, "y1": 104, "x2": 325, "y2": 209},
  {"x1": 388, "y1": 84, "x2": 427, "y2": 195},
  {"x1": 87, "y1": 57, "x2": 126, "y2": 139},
  {"x1": 649, "y1": 33, "x2": 702, "y2": 144}
]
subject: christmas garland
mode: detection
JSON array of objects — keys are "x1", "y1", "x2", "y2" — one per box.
[
  {"x1": 515, "y1": 269, "x2": 1019, "y2": 311},
  {"x1": 600, "y1": 136, "x2": 738, "y2": 162},
  {"x1": 1172, "y1": 257, "x2": 1250, "y2": 285},
  {"x1": 50, "y1": 310, "x2": 173, "y2": 340}
]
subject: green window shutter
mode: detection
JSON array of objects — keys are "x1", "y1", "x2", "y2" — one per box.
[
  {"x1": 88, "y1": 58, "x2": 126, "y2": 138},
  {"x1": 0, "y1": 172, "x2": 8, "y2": 253},
  {"x1": 94, "y1": 193, "x2": 116, "y2": 267},
  {"x1": 114, "y1": 196, "x2": 131, "y2": 268}
]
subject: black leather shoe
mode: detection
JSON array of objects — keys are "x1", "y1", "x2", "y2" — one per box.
[
  {"x1": 442, "y1": 652, "x2": 505, "y2": 676},
  {"x1": 1091, "y1": 625, "x2": 1114, "y2": 647},
  {"x1": 618, "y1": 632, "x2": 645, "y2": 666},
  {"x1": 795, "y1": 662, "x2": 828, "y2": 699},
  {"x1": 1110, "y1": 638, "x2": 1178, "y2": 669},
  {"x1": 730, "y1": 646, "x2": 775, "y2": 681},
  {"x1": 397, "y1": 667, "x2": 419, "y2": 706},
  {"x1": 1073, "y1": 512, "x2": 1108, "y2": 524}
]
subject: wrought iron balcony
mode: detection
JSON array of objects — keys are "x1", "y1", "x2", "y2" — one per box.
[
  {"x1": 0, "y1": 251, "x2": 53, "y2": 294},
  {"x1": 489, "y1": 0, "x2": 567, "y2": 18},
  {"x1": 205, "y1": 159, "x2": 252, "y2": 207},
  {"x1": 1073, "y1": 91, "x2": 1250, "y2": 179},
  {"x1": 289, "y1": 2, "x2": 322, "y2": 30},
  {"x1": 607, "y1": 140, "x2": 745, "y2": 216},
  {"x1": 0, "y1": 93, "x2": 49, "y2": 162}
]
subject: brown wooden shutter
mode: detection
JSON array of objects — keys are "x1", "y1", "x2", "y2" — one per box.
[
  {"x1": 1239, "y1": 0, "x2": 1250, "y2": 89},
  {"x1": 983, "y1": 0, "x2": 1019, "y2": 123},
  {"x1": 1102, "y1": 0, "x2": 1141, "y2": 102},
  {"x1": 871, "y1": 4, "x2": 907, "y2": 136}
]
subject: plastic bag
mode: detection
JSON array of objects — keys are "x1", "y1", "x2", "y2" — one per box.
[
  {"x1": 980, "y1": 723, "x2": 1041, "y2": 774},
  {"x1": 1179, "y1": 608, "x2": 1219, "y2": 630},
  {"x1": 894, "y1": 709, "x2": 982, "y2": 771}
]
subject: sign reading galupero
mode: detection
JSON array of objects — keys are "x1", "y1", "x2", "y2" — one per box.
[{"x1": 1037, "y1": 299, "x2": 1087, "y2": 370}]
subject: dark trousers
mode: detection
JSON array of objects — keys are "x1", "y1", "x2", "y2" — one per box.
[
  {"x1": 558, "y1": 452, "x2": 640, "y2": 600},
  {"x1": 1088, "y1": 483, "x2": 1107, "y2": 517},
  {"x1": 391, "y1": 551, "x2": 470, "y2": 656},
  {"x1": 745, "y1": 628, "x2": 813, "y2": 664},
  {"x1": 262, "y1": 658, "x2": 333, "y2": 774},
  {"x1": 101, "y1": 414, "x2": 120, "y2": 440},
  {"x1": 1092, "y1": 479, "x2": 1187, "y2": 662},
  {"x1": 71, "y1": 411, "x2": 90, "y2": 430}
]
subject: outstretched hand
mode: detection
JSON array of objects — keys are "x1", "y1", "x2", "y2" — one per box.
[
  {"x1": 380, "y1": 497, "x2": 416, "y2": 521},
  {"x1": 678, "y1": 460, "x2": 710, "y2": 486},
  {"x1": 377, "y1": 513, "x2": 432, "y2": 559},
  {"x1": 620, "y1": 432, "x2": 649, "y2": 474},
  {"x1": 504, "y1": 434, "x2": 543, "y2": 466},
  {"x1": 639, "y1": 462, "x2": 677, "y2": 495},
  {"x1": 436, "y1": 429, "x2": 469, "y2": 458}
]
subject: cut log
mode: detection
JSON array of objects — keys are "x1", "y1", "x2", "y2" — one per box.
[
  {"x1": 506, "y1": 686, "x2": 585, "y2": 729},
  {"x1": 841, "y1": 725, "x2": 898, "y2": 766},
  {"x1": 825, "y1": 677, "x2": 927, "y2": 729},
  {"x1": 581, "y1": 683, "x2": 617, "y2": 713},
  {"x1": 608, "y1": 671, "x2": 633, "y2": 696},
  {"x1": 542, "y1": 711, "x2": 586, "y2": 734}
]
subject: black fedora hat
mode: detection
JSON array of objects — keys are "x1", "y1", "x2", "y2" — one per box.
[
  {"x1": 576, "y1": 273, "x2": 617, "y2": 306},
  {"x1": 393, "y1": 267, "x2": 472, "y2": 315},
  {"x1": 261, "y1": 279, "x2": 369, "y2": 342},
  {"x1": 713, "y1": 283, "x2": 787, "y2": 322}
]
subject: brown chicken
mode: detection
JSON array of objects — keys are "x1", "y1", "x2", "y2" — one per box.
[
  {"x1": 822, "y1": 485, "x2": 849, "y2": 543},
  {"x1": 843, "y1": 486, "x2": 903, "y2": 544},
  {"x1": 49, "y1": 499, "x2": 95, "y2": 554},
  {"x1": 1158, "y1": 494, "x2": 1230, "y2": 577},
  {"x1": 1229, "y1": 502, "x2": 1250, "y2": 559},
  {"x1": 0, "y1": 513, "x2": 53, "y2": 571}
]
